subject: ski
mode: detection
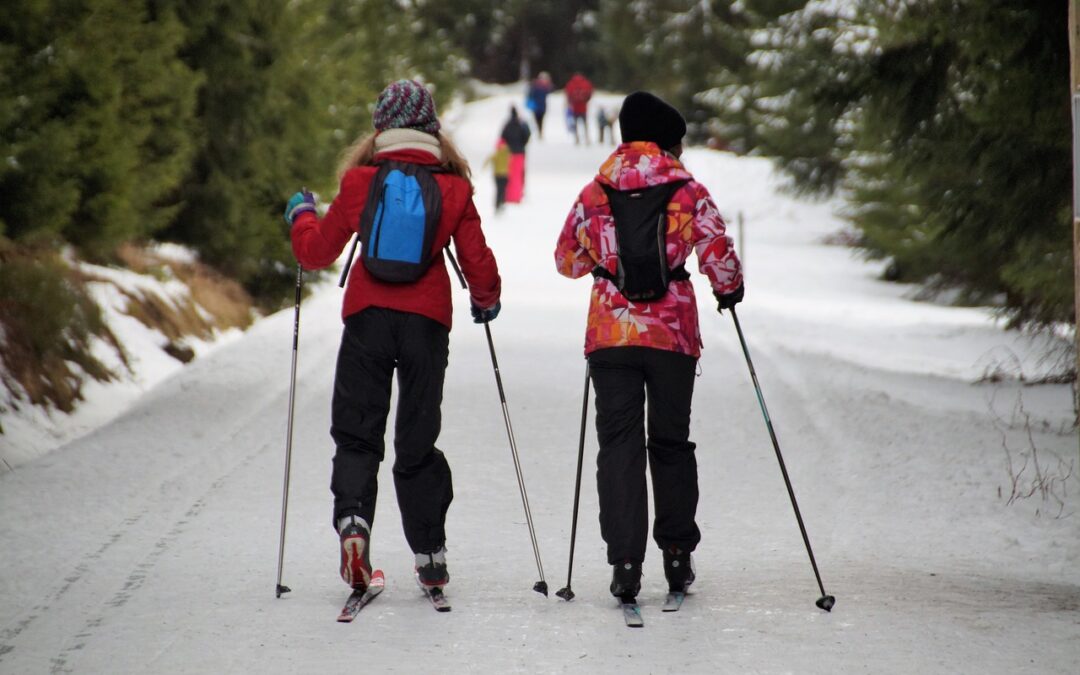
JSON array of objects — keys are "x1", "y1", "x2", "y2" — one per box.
[
  {"x1": 421, "y1": 585, "x2": 452, "y2": 612},
  {"x1": 662, "y1": 591, "x2": 685, "y2": 612},
  {"x1": 415, "y1": 574, "x2": 451, "y2": 612},
  {"x1": 336, "y1": 569, "x2": 385, "y2": 622},
  {"x1": 621, "y1": 601, "x2": 644, "y2": 627}
]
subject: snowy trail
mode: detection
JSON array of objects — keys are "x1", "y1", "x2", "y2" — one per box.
[{"x1": 3, "y1": 88, "x2": 1079, "y2": 673}]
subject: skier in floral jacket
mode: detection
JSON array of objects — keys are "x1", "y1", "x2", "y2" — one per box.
[{"x1": 554, "y1": 91, "x2": 744, "y2": 602}]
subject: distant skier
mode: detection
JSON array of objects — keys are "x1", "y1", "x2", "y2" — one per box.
[
  {"x1": 483, "y1": 138, "x2": 511, "y2": 212},
  {"x1": 525, "y1": 71, "x2": 554, "y2": 138},
  {"x1": 596, "y1": 106, "x2": 616, "y2": 145},
  {"x1": 499, "y1": 106, "x2": 531, "y2": 203},
  {"x1": 285, "y1": 79, "x2": 502, "y2": 599},
  {"x1": 554, "y1": 91, "x2": 744, "y2": 603},
  {"x1": 564, "y1": 72, "x2": 594, "y2": 145}
]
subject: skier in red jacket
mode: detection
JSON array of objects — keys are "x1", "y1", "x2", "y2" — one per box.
[
  {"x1": 564, "y1": 73, "x2": 594, "y2": 145},
  {"x1": 286, "y1": 79, "x2": 501, "y2": 597}
]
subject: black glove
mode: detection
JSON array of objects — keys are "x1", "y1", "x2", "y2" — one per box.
[
  {"x1": 470, "y1": 300, "x2": 501, "y2": 324},
  {"x1": 715, "y1": 283, "x2": 744, "y2": 312}
]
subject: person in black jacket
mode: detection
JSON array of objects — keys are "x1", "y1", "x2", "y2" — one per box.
[{"x1": 500, "y1": 107, "x2": 531, "y2": 203}]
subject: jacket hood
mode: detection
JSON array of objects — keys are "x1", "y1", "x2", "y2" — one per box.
[{"x1": 596, "y1": 142, "x2": 692, "y2": 191}]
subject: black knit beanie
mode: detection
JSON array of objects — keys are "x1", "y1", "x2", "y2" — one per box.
[{"x1": 618, "y1": 91, "x2": 686, "y2": 150}]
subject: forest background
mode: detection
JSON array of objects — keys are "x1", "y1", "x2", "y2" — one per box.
[{"x1": 0, "y1": 0, "x2": 1073, "y2": 420}]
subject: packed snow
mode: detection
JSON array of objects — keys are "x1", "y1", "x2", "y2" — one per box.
[
  {"x1": 1, "y1": 86, "x2": 1078, "y2": 674},
  {"x1": 0, "y1": 245, "x2": 246, "y2": 471}
]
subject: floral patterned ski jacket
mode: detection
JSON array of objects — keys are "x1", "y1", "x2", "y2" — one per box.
[{"x1": 554, "y1": 142, "x2": 743, "y2": 358}]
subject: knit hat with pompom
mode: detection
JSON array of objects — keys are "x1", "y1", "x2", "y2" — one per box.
[{"x1": 372, "y1": 80, "x2": 441, "y2": 135}]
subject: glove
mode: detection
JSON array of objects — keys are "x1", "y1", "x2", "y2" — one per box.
[
  {"x1": 284, "y1": 189, "x2": 316, "y2": 226},
  {"x1": 470, "y1": 301, "x2": 501, "y2": 324},
  {"x1": 714, "y1": 283, "x2": 744, "y2": 312}
]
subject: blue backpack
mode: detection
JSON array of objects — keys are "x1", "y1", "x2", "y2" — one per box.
[{"x1": 357, "y1": 160, "x2": 443, "y2": 283}]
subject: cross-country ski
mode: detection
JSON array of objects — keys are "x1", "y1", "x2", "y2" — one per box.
[
  {"x1": 419, "y1": 584, "x2": 452, "y2": 613},
  {"x1": 336, "y1": 570, "x2": 386, "y2": 622},
  {"x1": 662, "y1": 592, "x2": 685, "y2": 612}
]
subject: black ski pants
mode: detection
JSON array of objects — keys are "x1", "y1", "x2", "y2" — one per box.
[
  {"x1": 587, "y1": 347, "x2": 701, "y2": 565},
  {"x1": 330, "y1": 307, "x2": 451, "y2": 555}
]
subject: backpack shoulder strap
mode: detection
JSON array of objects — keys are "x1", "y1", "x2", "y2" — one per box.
[{"x1": 357, "y1": 162, "x2": 396, "y2": 232}]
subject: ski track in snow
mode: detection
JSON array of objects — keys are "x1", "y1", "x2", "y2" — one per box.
[{"x1": 2, "y1": 87, "x2": 1079, "y2": 674}]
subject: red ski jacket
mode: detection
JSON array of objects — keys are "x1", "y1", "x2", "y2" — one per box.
[
  {"x1": 565, "y1": 75, "x2": 594, "y2": 116},
  {"x1": 291, "y1": 149, "x2": 501, "y2": 329}
]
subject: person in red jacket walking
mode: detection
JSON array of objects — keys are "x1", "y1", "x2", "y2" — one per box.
[
  {"x1": 286, "y1": 79, "x2": 502, "y2": 596},
  {"x1": 564, "y1": 73, "x2": 594, "y2": 145},
  {"x1": 554, "y1": 91, "x2": 743, "y2": 603}
]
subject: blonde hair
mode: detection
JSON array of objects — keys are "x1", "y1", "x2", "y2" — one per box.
[{"x1": 337, "y1": 131, "x2": 473, "y2": 187}]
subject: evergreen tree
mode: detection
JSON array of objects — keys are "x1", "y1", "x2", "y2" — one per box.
[
  {"x1": 413, "y1": 0, "x2": 502, "y2": 80},
  {"x1": 594, "y1": 0, "x2": 652, "y2": 91},
  {"x1": 416, "y1": 0, "x2": 601, "y2": 85},
  {"x1": 594, "y1": 1, "x2": 803, "y2": 145},
  {"x1": 310, "y1": 0, "x2": 466, "y2": 158},
  {"x1": 639, "y1": 1, "x2": 749, "y2": 143},
  {"x1": 745, "y1": 0, "x2": 1072, "y2": 327},
  {"x1": 0, "y1": 0, "x2": 197, "y2": 256},
  {"x1": 163, "y1": 0, "x2": 464, "y2": 304},
  {"x1": 697, "y1": 0, "x2": 809, "y2": 152},
  {"x1": 164, "y1": 0, "x2": 322, "y2": 300}
]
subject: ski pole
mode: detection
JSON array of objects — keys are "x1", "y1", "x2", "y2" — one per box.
[
  {"x1": 729, "y1": 307, "x2": 835, "y2": 612},
  {"x1": 276, "y1": 264, "x2": 303, "y2": 598},
  {"x1": 446, "y1": 248, "x2": 548, "y2": 596},
  {"x1": 482, "y1": 320, "x2": 548, "y2": 596},
  {"x1": 445, "y1": 246, "x2": 467, "y2": 290},
  {"x1": 339, "y1": 234, "x2": 359, "y2": 287},
  {"x1": 555, "y1": 363, "x2": 590, "y2": 602}
]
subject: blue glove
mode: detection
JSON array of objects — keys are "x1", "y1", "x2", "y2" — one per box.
[
  {"x1": 471, "y1": 301, "x2": 501, "y2": 324},
  {"x1": 714, "y1": 283, "x2": 744, "y2": 312},
  {"x1": 284, "y1": 190, "x2": 316, "y2": 226}
]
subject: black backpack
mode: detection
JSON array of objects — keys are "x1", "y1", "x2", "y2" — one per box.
[
  {"x1": 357, "y1": 160, "x2": 443, "y2": 283},
  {"x1": 592, "y1": 180, "x2": 689, "y2": 302}
]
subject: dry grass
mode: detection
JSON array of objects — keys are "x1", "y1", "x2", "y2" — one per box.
[
  {"x1": 0, "y1": 245, "x2": 120, "y2": 412},
  {"x1": 111, "y1": 244, "x2": 256, "y2": 359},
  {"x1": 1, "y1": 243, "x2": 258, "y2": 414}
]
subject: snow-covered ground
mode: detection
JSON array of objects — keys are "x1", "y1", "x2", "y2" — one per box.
[
  {"x1": 2, "y1": 87, "x2": 1078, "y2": 674},
  {"x1": 0, "y1": 244, "x2": 247, "y2": 471}
]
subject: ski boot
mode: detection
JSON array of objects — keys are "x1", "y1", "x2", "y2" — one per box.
[
  {"x1": 415, "y1": 548, "x2": 450, "y2": 589},
  {"x1": 663, "y1": 546, "x2": 695, "y2": 593},
  {"x1": 338, "y1": 515, "x2": 372, "y2": 591},
  {"x1": 609, "y1": 560, "x2": 642, "y2": 602}
]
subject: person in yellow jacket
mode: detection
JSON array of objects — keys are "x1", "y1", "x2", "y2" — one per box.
[{"x1": 484, "y1": 138, "x2": 511, "y2": 212}]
